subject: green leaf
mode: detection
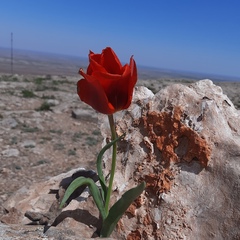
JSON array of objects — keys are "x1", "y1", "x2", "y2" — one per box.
[
  {"x1": 100, "y1": 181, "x2": 146, "y2": 237},
  {"x1": 96, "y1": 133, "x2": 125, "y2": 201},
  {"x1": 59, "y1": 176, "x2": 107, "y2": 220}
]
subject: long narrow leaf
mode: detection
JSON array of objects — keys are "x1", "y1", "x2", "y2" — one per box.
[
  {"x1": 59, "y1": 176, "x2": 107, "y2": 220},
  {"x1": 96, "y1": 133, "x2": 125, "y2": 201},
  {"x1": 100, "y1": 181, "x2": 146, "y2": 237}
]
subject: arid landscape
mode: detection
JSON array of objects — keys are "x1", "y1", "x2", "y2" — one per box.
[{"x1": 0, "y1": 49, "x2": 240, "y2": 238}]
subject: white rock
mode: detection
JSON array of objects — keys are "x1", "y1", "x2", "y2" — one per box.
[
  {"x1": 46, "y1": 99, "x2": 60, "y2": 106},
  {"x1": 21, "y1": 140, "x2": 36, "y2": 148},
  {"x1": 0, "y1": 117, "x2": 18, "y2": 129},
  {"x1": 72, "y1": 109, "x2": 97, "y2": 122},
  {"x1": 1, "y1": 148, "x2": 19, "y2": 157},
  {"x1": 100, "y1": 80, "x2": 240, "y2": 239}
]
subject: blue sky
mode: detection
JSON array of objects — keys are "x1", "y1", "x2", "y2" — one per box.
[{"x1": 0, "y1": 0, "x2": 240, "y2": 78}]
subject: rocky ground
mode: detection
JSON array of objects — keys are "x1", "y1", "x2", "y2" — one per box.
[
  {"x1": 0, "y1": 71, "x2": 240, "y2": 238},
  {"x1": 0, "y1": 73, "x2": 103, "y2": 216}
]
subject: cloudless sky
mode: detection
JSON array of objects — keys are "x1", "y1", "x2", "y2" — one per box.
[{"x1": 0, "y1": 0, "x2": 240, "y2": 78}]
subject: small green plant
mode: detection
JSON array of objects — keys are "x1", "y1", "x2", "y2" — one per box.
[
  {"x1": 23, "y1": 78, "x2": 30, "y2": 82},
  {"x1": 34, "y1": 77, "x2": 45, "y2": 85},
  {"x1": 41, "y1": 94, "x2": 56, "y2": 99},
  {"x1": 15, "y1": 165, "x2": 22, "y2": 170},
  {"x1": 92, "y1": 129, "x2": 101, "y2": 136},
  {"x1": 24, "y1": 144, "x2": 35, "y2": 148},
  {"x1": 68, "y1": 149, "x2": 77, "y2": 156},
  {"x1": 36, "y1": 159, "x2": 48, "y2": 165},
  {"x1": 52, "y1": 80, "x2": 60, "y2": 85},
  {"x1": 22, "y1": 125, "x2": 39, "y2": 133},
  {"x1": 35, "y1": 85, "x2": 47, "y2": 91},
  {"x1": 86, "y1": 136, "x2": 98, "y2": 146},
  {"x1": 50, "y1": 86, "x2": 59, "y2": 91},
  {"x1": 39, "y1": 137, "x2": 52, "y2": 144},
  {"x1": 147, "y1": 85, "x2": 157, "y2": 93},
  {"x1": 50, "y1": 129, "x2": 62, "y2": 134},
  {"x1": 1, "y1": 76, "x2": 18, "y2": 82},
  {"x1": 41, "y1": 136, "x2": 52, "y2": 141},
  {"x1": 72, "y1": 131, "x2": 86, "y2": 142},
  {"x1": 61, "y1": 80, "x2": 70, "y2": 84},
  {"x1": 36, "y1": 102, "x2": 51, "y2": 111},
  {"x1": 10, "y1": 136, "x2": 18, "y2": 145},
  {"x1": 5, "y1": 90, "x2": 14, "y2": 95},
  {"x1": 54, "y1": 143, "x2": 65, "y2": 150},
  {"x1": 35, "y1": 85, "x2": 59, "y2": 92},
  {"x1": 22, "y1": 89, "x2": 36, "y2": 98}
]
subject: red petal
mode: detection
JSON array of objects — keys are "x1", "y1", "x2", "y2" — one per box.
[
  {"x1": 91, "y1": 65, "x2": 130, "y2": 94},
  {"x1": 89, "y1": 56, "x2": 108, "y2": 74},
  {"x1": 77, "y1": 78, "x2": 115, "y2": 114},
  {"x1": 92, "y1": 65, "x2": 134, "y2": 111},
  {"x1": 87, "y1": 51, "x2": 105, "y2": 74},
  {"x1": 129, "y1": 56, "x2": 137, "y2": 85},
  {"x1": 121, "y1": 57, "x2": 138, "y2": 109},
  {"x1": 101, "y1": 47, "x2": 122, "y2": 74}
]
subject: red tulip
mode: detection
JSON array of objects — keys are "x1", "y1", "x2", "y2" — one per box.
[{"x1": 77, "y1": 47, "x2": 137, "y2": 114}]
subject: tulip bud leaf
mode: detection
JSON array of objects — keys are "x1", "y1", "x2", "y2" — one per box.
[
  {"x1": 59, "y1": 176, "x2": 107, "y2": 220},
  {"x1": 100, "y1": 181, "x2": 146, "y2": 237}
]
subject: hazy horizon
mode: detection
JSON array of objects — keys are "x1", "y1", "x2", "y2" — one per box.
[
  {"x1": 1, "y1": 45, "x2": 240, "y2": 81},
  {"x1": 0, "y1": 46, "x2": 239, "y2": 82}
]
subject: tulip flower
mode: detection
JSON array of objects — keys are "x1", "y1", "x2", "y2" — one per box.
[
  {"x1": 61, "y1": 47, "x2": 145, "y2": 238},
  {"x1": 77, "y1": 47, "x2": 137, "y2": 115}
]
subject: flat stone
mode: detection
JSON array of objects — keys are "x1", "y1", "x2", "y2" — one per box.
[
  {"x1": 1, "y1": 148, "x2": 19, "y2": 157},
  {"x1": 46, "y1": 99, "x2": 60, "y2": 106},
  {"x1": 0, "y1": 222, "x2": 115, "y2": 240},
  {"x1": 0, "y1": 117, "x2": 18, "y2": 129},
  {"x1": 71, "y1": 109, "x2": 97, "y2": 122},
  {"x1": 21, "y1": 140, "x2": 36, "y2": 148}
]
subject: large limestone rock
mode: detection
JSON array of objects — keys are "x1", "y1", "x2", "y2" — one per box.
[
  {"x1": 101, "y1": 80, "x2": 240, "y2": 239},
  {"x1": 1, "y1": 80, "x2": 240, "y2": 239}
]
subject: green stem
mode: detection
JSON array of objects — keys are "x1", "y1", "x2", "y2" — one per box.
[{"x1": 105, "y1": 114, "x2": 117, "y2": 214}]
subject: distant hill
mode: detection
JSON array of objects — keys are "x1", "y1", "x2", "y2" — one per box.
[{"x1": 0, "y1": 47, "x2": 239, "y2": 82}]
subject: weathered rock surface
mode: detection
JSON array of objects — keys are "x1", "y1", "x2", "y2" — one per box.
[
  {"x1": 1, "y1": 80, "x2": 240, "y2": 239},
  {"x1": 0, "y1": 222, "x2": 115, "y2": 240},
  {"x1": 100, "y1": 80, "x2": 240, "y2": 239},
  {"x1": 1, "y1": 168, "x2": 105, "y2": 239}
]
